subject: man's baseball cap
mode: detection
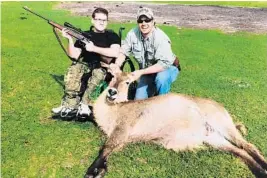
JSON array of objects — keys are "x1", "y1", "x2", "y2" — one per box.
[{"x1": 137, "y1": 7, "x2": 154, "y2": 20}]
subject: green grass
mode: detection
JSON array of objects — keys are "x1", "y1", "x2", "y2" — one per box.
[{"x1": 2, "y1": 1, "x2": 267, "y2": 178}]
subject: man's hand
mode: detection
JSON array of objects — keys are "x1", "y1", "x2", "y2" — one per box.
[
  {"x1": 130, "y1": 70, "x2": 144, "y2": 81},
  {"x1": 82, "y1": 40, "x2": 95, "y2": 52}
]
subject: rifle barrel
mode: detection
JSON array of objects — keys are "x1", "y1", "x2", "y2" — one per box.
[
  {"x1": 23, "y1": 6, "x2": 50, "y2": 22},
  {"x1": 23, "y1": 6, "x2": 89, "y2": 42}
]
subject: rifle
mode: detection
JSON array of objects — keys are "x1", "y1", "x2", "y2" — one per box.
[{"x1": 23, "y1": 6, "x2": 114, "y2": 64}]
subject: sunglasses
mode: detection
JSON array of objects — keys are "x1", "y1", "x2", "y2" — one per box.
[{"x1": 137, "y1": 18, "x2": 153, "y2": 24}]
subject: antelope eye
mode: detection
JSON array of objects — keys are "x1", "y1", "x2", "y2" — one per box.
[{"x1": 126, "y1": 81, "x2": 130, "y2": 85}]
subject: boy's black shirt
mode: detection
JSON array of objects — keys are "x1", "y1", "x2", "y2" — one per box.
[{"x1": 74, "y1": 28, "x2": 120, "y2": 64}]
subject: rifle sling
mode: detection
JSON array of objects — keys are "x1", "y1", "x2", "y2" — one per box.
[{"x1": 53, "y1": 27, "x2": 76, "y2": 62}]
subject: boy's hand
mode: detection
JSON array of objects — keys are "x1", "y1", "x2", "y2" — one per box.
[
  {"x1": 82, "y1": 40, "x2": 95, "y2": 52},
  {"x1": 61, "y1": 28, "x2": 72, "y2": 39}
]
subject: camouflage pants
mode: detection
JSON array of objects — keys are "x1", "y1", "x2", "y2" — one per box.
[{"x1": 62, "y1": 62, "x2": 106, "y2": 109}]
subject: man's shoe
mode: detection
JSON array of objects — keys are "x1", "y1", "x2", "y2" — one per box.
[{"x1": 77, "y1": 103, "x2": 91, "y2": 117}]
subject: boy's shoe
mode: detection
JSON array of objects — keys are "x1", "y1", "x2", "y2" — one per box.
[
  {"x1": 77, "y1": 103, "x2": 91, "y2": 117},
  {"x1": 52, "y1": 105, "x2": 77, "y2": 117},
  {"x1": 52, "y1": 105, "x2": 64, "y2": 114}
]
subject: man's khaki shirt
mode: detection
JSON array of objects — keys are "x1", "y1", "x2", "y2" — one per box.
[{"x1": 122, "y1": 27, "x2": 176, "y2": 69}]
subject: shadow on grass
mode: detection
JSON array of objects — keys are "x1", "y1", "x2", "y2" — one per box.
[
  {"x1": 32, "y1": 69, "x2": 65, "y2": 89},
  {"x1": 50, "y1": 74, "x2": 64, "y2": 89}
]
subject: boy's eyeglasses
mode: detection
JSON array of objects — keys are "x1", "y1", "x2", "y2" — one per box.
[
  {"x1": 137, "y1": 18, "x2": 153, "y2": 24},
  {"x1": 94, "y1": 18, "x2": 108, "y2": 23}
]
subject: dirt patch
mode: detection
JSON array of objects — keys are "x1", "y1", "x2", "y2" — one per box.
[{"x1": 56, "y1": 2, "x2": 267, "y2": 34}]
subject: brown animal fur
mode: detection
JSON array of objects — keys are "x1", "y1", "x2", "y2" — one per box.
[{"x1": 84, "y1": 72, "x2": 267, "y2": 178}]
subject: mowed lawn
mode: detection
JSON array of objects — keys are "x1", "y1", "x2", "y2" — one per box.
[{"x1": 2, "y1": 2, "x2": 267, "y2": 178}]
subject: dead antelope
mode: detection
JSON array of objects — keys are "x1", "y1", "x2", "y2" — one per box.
[{"x1": 84, "y1": 70, "x2": 267, "y2": 178}]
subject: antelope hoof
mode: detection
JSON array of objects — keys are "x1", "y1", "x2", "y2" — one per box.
[
  {"x1": 84, "y1": 158, "x2": 107, "y2": 178},
  {"x1": 84, "y1": 167, "x2": 106, "y2": 178}
]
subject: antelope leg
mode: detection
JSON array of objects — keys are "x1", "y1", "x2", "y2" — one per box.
[{"x1": 84, "y1": 125, "x2": 129, "y2": 178}]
